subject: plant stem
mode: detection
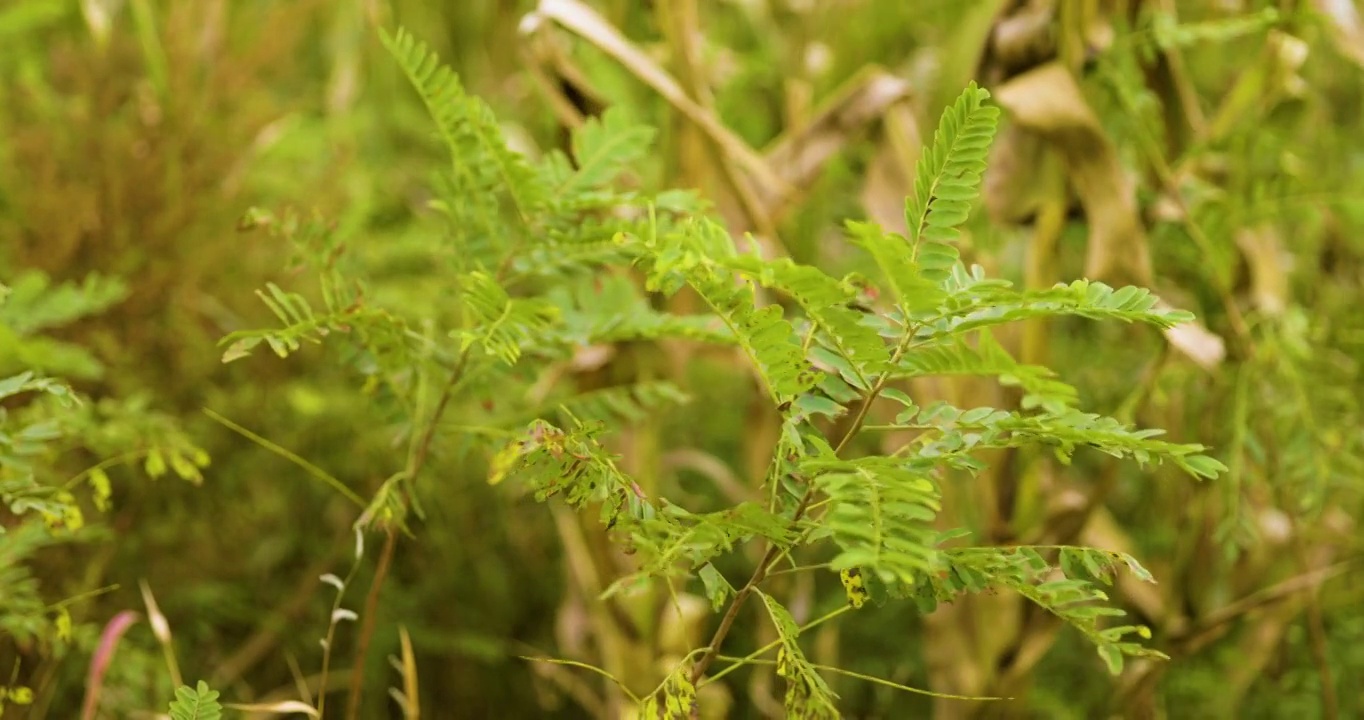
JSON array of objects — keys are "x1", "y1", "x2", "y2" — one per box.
[
  {"x1": 688, "y1": 329, "x2": 916, "y2": 684},
  {"x1": 344, "y1": 525, "x2": 397, "y2": 720},
  {"x1": 343, "y1": 350, "x2": 470, "y2": 718},
  {"x1": 687, "y1": 491, "x2": 815, "y2": 683},
  {"x1": 700, "y1": 605, "x2": 850, "y2": 687}
]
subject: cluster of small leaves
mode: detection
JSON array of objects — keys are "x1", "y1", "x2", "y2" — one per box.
[
  {"x1": 226, "y1": 33, "x2": 717, "y2": 444},
  {"x1": 0, "y1": 683, "x2": 35, "y2": 716},
  {"x1": 621, "y1": 218, "x2": 819, "y2": 405},
  {"x1": 0, "y1": 371, "x2": 84, "y2": 531},
  {"x1": 0, "y1": 522, "x2": 59, "y2": 644},
  {"x1": 638, "y1": 665, "x2": 697, "y2": 720},
  {"x1": 608, "y1": 500, "x2": 794, "y2": 598},
  {"x1": 490, "y1": 419, "x2": 793, "y2": 595},
  {"x1": 894, "y1": 545, "x2": 1164, "y2": 675},
  {"x1": 454, "y1": 271, "x2": 561, "y2": 365},
  {"x1": 880, "y1": 399, "x2": 1225, "y2": 479},
  {"x1": 0, "y1": 278, "x2": 211, "y2": 657},
  {"x1": 892, "y1": 330, "x2": 1078, "y2": 412},
  {"x1": 269, "y1": 32, "x2": 1235, "y2": 717},
  {"x1": 167, "y1": 681, "x2": 222, "y2": 720},
  {"x1": 488, "y1": 419, "x2": 654, "y2": 527},
  {"x1": 846, "y1": 82, "x2": 999, "y2": 314},
  {"x1": 805, "y1": 455, "x2": 941, "y2": 587},
  {"x1": 759, "y1": 590, "x2": 840, "y2": 718},
  {"x1": 726, "y1": 255, "x2": 892, "y2": 384},
  {"x1": 0, "y1": 270, "x2": 128, "y2": 379}
]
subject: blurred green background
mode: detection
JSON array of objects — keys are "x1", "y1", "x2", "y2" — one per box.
[{"x1": 2, "y1": 0, "x2": 1363, "y2": 718}]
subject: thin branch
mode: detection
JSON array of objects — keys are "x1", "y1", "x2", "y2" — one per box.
[
  {"x1": 688, "y1": 330, "x2": 916, "y2": 684},
  {"x1": 343, "y1": 526, "x2": 398, "y2": 720},
  {"x1": 343, "y1": 348, "x2": 471, "y2": 720}
]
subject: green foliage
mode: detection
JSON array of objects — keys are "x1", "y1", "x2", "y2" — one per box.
[
  {"x1": 727, "y1": 255, "x2": 892, "y2": 384},
  {"x1": 0, "y1": 682, "x2": 34, "y2": 716},
  {"x1": 901, "y1": 545, "x2": 1163, "y2": 674},
  {"x1": 559, "y1": 106, "x2": 656, "y2": 197},
  {"x1": 0, "y1": 275, "x2": 210, "y2": 665},
  {"x1": 168, "y1": 681, "x2": 223, "y2": 720},
  {"x1": 806, "y1": 455, "x2": 941, "y2": 586},
  {"x1": 0, "y1": 522, "x2": 58, "y2": 643},
  {"x1": 759, "y1": 590, "x2": 841, "y2": 718},
  {"x1": 278, "y1": 47, "x2": 1227, "y2": 713},
  {"x1": 455, "y1": 271, "x2": 562, "y2": 365},
  {"x1": 622, "y1": 218, "x2": 819, "y2": 404},
  {"x1": 10, "y1": 2, "x2": 1357, "y2": 718},
  {"x1": 639, "y1": 665, "x2": 698, "y2": 719},
  {"x1": 0, "y1": 271, "x2": 128, "y2": 379},
  {"x1": 903, "y1": 82, "x2": 998, "y2": 282},
  {"x1": 380, "y1": 26, "x2": 545, "y2": 264},
  {"x1": 848, "y1": 83, "x2": 998, "y2": 313}
]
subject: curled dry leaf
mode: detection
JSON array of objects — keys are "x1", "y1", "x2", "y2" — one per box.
[
  {"x1": 992, "y1": 62, "x2": 1224, "y2": 368},
  {"x1": 1157, "y1": 300, "x2": 1226, "y2": 371},
  {"x1": 524, "y1": 0, "x2": 786, "y2": 196},
  {"x1": 226, "y1": 700, "x2": 320, "y2": 717},
  {"x1": 1314, "y1": 0, "x2": 1364, "y2": 69},
  {"x1": 992, "y1": 61, "x2": 1152, "y2": 288}
]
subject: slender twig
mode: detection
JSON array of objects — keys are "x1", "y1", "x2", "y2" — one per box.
[
  {"x1": 317, "y1": 535, "x2": 365, "y2": 720},
  {"x1": 1169, "y1": 558, "x2": 1359, "y2": 652},
  {"x1": 203, "y1": 408, "x2": 366, "y2": 507},
  {"x1": 699, "y1": 605, "x2": 850, "y2": 687},
  {"x1": 408, "y1": 357, "x2": 469, "y2": 481},
  {"x1": 344, "y1": 525, "x2": 397, "y2": 720},
  {"x1": 343, "y1": 350, "x2": 470, "y2": 719}
]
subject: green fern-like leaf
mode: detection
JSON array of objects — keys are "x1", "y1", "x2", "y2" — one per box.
[
  {"x1": 218, "y1": 282, "x2": 414, "y2": 365},
  {"x1": 883, "y1": 401, "x2": 1223, "y2": 479},
  {"x1": 0, "y1": 271, "x2": 128, "y2": 335},
  {"x1": 639, "y1": 664, "x2": 698, "y2": 719},
  {"x1": 561, "y1": 107, "x2": 656, "y2": 195},
  {"x1": 727, "y1": 255, "x2": 891, "y2": 385},
  {"x1": 757, "y1": 590, "x2": 841, "y2": 718},
  {"x1": 893, "y1": 332, "x2": 1079, "y2": 412},
  {"x1": 0, "y1": 271, "x2": 130, "y2": 379},
  {"x1": 804, "y1": 455, "x2": 942, "y2": 586},
  {"x1": 168, "y1": 680, "x2": 222, "y2": 720},
  {"x1": 915, "y1": 547, "x2": 1165, "y2": 675},
  {"x1": 381, "y1": 26, "x2": 547, "y2": 269},
  {"x1": 849, "y1": 84, "x2": 998, "y2": 314},
  {"x1": 0, "y1": 523, "x2": 58, "y2": 641},
  {"x1": 622, "y1": 220, "x2": 818, "y2": 404},
  {"x1": 921, "y1": 279, "x2": 1193, "y2": 342},
  {"x1": 455, "y1": 271, "x2": 561, "y2": 365},
  {"x1": 845, "y1": 220, "x2": 944, "y2": 313},
  {"x1": 904, "y1": 82, "x2": 999, "y2": 282}
]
